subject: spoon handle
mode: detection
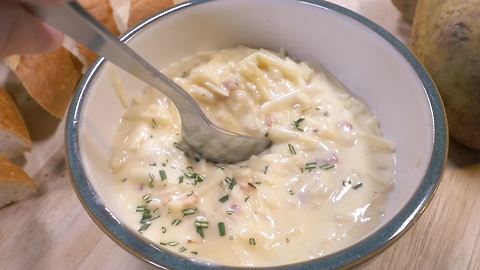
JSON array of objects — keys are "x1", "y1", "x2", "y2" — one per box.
[{"x1": 28, "y1": 1, "x2": 207, "y2": 125}]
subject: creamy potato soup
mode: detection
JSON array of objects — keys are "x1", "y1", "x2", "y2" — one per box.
[{"x1": 110, "y1": 47, "x2": 395, "y2": 266}]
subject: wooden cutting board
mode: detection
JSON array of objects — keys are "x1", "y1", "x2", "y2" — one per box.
[{"x1": 1, "y1": 1, "x2": 479, "y2": 269}]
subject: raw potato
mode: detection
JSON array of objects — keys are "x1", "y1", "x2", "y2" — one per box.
[
  {"x1": 391, "y1": 0, "x2": 417, "y2": 23},
  {"x1": 412, "y1": 0, "x2": 480, "y2": 149}
]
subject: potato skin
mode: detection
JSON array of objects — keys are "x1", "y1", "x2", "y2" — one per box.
[
  {"x1": 412, "y1": 0, "x2": 480, "y2": 149},
  {"x1": 391, "y1": 0, "x2": 417, "y2": 23}
]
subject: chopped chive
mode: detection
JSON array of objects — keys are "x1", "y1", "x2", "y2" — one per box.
[
  {"x1": 182, "y1": 207, "x2": 198, "y2": 216},
  {"x1": 152, "y1": 118, "x2": 157, "y2": 129},
  {"x1": 173, "y1": 142, "x2": 183, "y2": 151},
  {"x1": 136, "y1": 206, "x2": 146, "y2": 212},
  {"x1": 142, "y1": 194, "x2": 152, "y2": 204},
  {"x1": 148, "y1": 173, "x2": 155, "y2": 188},
  {"x1": 140, "y1": 209, "x2": 157, "y2": 224},
  {"x1": 179, "y1": 247, "x2": 187, "y2": 253},
  {"x1": 288, "y1": 144, "x2": 297, "y2": 155},
  {"x1": 292, "y1": 117, "x2": 305, "y2": 131},
  {"x1": 161, "y1": 226, "x2": 167, "y2": 233},
  {"x1": 183, "y1": 168, "x2": 204, "y2": 186},
  {"x1": 248, "y1": 183, "x2": 257, "y2": 189},
  {"x1": 263, "y1": 165, "x2": 269, "y2": 174},
  {"x1": 159, "y1": 170, "x2": 167, "y2": 181},
  {"x1": 195, "y1": 220, "x2": 208, "y2": 238},
  {"x1": 288, "y1": 189, "x2": 294, "y2": 195},
  {"x1": 226, "y1": 209, "x2": 234, "y2": 215},
  {"x1": 149, "y1": 162, "x2": 157, "y2": 166},
  {"x1": 167, "y1": 241, "x2": 179, "y2": 246},
  {"x1": 216, "y1": 164, "x2": 227, "y2": 170},
  {"x1": 249, "y1": 238, "x2": 256, "y2": 245},
  {"x1": 153, "y1": 208, "x2": 159, "y2": 214},
  {"x1": 121, "y1": 177, "x2": 127, "y2": 182},
  {"x1": 218, "y1": 222, "x2": 226, "y2": 236},
  {"x1": 194, "y1": 220, "x2": 209, "y2": 228},
  {"x1": 323, "y1": 111, "x2": 329, "y2": 117},
  {"x1": 244, "y1": 196, "x2": 250, "y2": 202},
  {"x1": 225, "y1": 177, "x2": 236, "y2": 190},
  {"x1": 218, "y1": 195, "x2": 229, "y2": 203},
  {"x1": 304, "y1": 162, "x2": 317, "y2": 172},
  {"x1": 138, "y1": 223, "x2": 151, "y2": 233},
  {"x1": 191, "y1": 251, "x2": 198, "y2": 255},
  {"x1": 178, "y1": 176, "x2": 184, "y2": 184},
  {"x1": 264, "y1": 131, "x2": 269, "y2": 138},
  {"x1": 353, "y1": 182, "x2": 363, "y2": 190},
  {"x1": 196, "y1": 227, "x2": 205, "y2": 238},
  {"x1": 319, "y1": 163, "x2": 335, "y2": 170},
  {"x1": 172, "y1": 219, "x2": 182, "y2": 226},
  {"x1": 186, "y1": 191, "x2": 194, "y2": 197},
  {"x1": 254, "y1": 181, "x2": 262, "y2": 185}
]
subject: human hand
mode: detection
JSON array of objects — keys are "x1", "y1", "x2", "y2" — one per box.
[{"x1": 0, "y1": 0, "x2": 64, "y2": 59}]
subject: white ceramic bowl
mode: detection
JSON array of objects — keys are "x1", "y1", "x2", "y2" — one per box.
[{"x1": 66, "y1": 0, "x2": 447, "y2": 269}]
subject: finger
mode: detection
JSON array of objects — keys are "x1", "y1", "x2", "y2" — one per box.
[{"x1": 0, "y1": 2, "x2": 64, "y2": 58}]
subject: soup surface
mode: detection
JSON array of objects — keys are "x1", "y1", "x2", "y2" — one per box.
[{"x1": 110, "y1": 47, "x2": 395, "y2": 266}]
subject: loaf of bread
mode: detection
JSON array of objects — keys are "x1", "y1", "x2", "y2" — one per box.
[
  {"x1": 0, "y1": 155, "x2": 37, "y2": 208},
  {"x1": 0, "y1": 88, "x2": 32, "y2": 158}
]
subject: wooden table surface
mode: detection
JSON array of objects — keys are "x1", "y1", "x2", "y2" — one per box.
[{"x1": 1, "y1": 1, "x2": 480, "y2": 269}]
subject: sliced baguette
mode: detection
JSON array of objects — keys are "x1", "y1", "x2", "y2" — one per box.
[
  {"x1": 77, "y1": 0, "x2": 121, "y2": 65},
  {"x1": 0, "y1": 156, "x2": 37, "y2": 208},
  {"x1": 0, "y1": 88, "x2": 32, "y2": 158},
  {"x1": 4, "y1": 48, "x2": 83, "y2": 119},
  {"x1": 128, "y1": 0, "x2": 174, "y2": 27}
]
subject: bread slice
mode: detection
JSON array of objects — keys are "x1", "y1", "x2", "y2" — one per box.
[
  {"x1": 77, "y1": 0, "x2": 121, "y2": 65},
  {"x1": 0, "y1": 88, "x2": 32, "y2": 158},
  {"x1": 0, "y1": 156, "x2": 37, "y2": 208},
  {"x1": 128, "y1": 0, "x2": 174, "y2": 27},
  {"x1": 4, "y1": 47, "x2": 83, "y2": 118}
]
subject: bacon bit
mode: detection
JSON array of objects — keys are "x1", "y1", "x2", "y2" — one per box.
[
  {"x1": 166, "y1": 195, "x2": 199, "y2": 209},
  {"x1": 326, "y1": 153, "x2": 338, "y2": 164},
  {"x1": 337, "y1": 121, "x2": 353, "y2": 132},
  {"x1": 265, "y1": 114, "x2": 277, "y2": 127},
  {"x1": 180, "y1": 195, "x2": 199, "y2": 207},
  {"x1": 229, "y1": 204, "x2": 241, "y2": 213},
  {"x1": 222, "y1": 79, "x2": 240, "y2": 93},
  {"x1": 239, "y1": 182, "x2": 257, "y2": 192}
]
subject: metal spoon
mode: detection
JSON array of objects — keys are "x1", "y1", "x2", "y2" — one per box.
[{"x1": 28, "y1": 1, "x2": 271, "y2": 163}]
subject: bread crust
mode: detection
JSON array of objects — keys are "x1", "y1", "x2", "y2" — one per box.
[
  {"x1": 0, "y1": 156, "x2": 35, "y2": 188},
  {"x1": 0, "y1": 88, "x2": 31, "y2": 151},
  {"x1": 0, "y1": 155, "x2": 36, "y2": 208},
  {"x1": 5, "y1": 48, "x2": 83, "y2": 118},
  {"x1": 128, "y1": 0, "x2": 174, "y2": 27}
]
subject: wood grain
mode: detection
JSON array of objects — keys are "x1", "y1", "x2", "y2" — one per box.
[{"x1": 1, "y1": 1, "x2": 479, "y2": 270}]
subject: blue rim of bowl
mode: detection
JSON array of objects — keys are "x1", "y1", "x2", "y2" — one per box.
[{"x1": 66, "y1": 0, "x2": 448, "y2": 269}]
